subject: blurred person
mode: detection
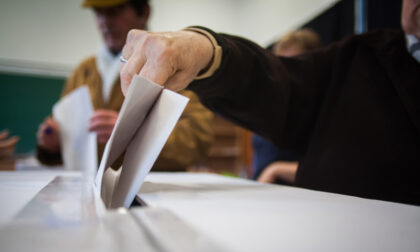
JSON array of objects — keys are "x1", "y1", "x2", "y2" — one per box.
[
  {"x1": 117, "y1": 0, "x2": 420, "y2": 205},
  {"x1": 254, "y1": 29, "x2": 322, "y2": 184},
  {"x1": 37, "y1": 0, "x2": 213, "y2": 171}
]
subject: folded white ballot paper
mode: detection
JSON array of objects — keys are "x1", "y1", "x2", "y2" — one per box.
[
  {"x1": 94, "y1": 75, "x2": 189, "y2": 209},
  {"x1": 53, "y1": 86, "x2": 97, "y2": 174}
]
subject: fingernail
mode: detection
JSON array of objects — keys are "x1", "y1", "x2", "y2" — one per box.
[{"x1": 44, "y1": 127, "x2": 53, "y2": 135}]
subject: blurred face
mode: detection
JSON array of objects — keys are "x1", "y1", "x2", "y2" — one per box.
[
  {"x1": 93, "y1": 4, "x2": 148, "y2": 53},
  {"x1": 401, "y1": 0, "x2": 420, "y2": 38},
  {"x1": 274, "y1": 45, "x2": 304, "y2": 57}
]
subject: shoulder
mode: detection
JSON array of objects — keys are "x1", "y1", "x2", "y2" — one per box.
[
  {"x1": 334, "y1": 29, "x2": 405, "y2": 51},
  {"x1": 63, "y1": 55, "x2": 98, "y2": 92},
  {"x1": 73, "y1": 55, "x2": 97, "y2": 72},
  {"x1": 306, "y1": 29, "x2": 405, "y2": 64}
]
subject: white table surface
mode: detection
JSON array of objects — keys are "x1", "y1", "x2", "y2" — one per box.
[
  {"x1": 0, "y1": 170, "x2": 77, "y2": 226},
  {"x1": 0, "y1": 171, "x2": 221, "y2": 252},
  {"x1": 139, "y1": 172, "x2": 420, "y2": 252},
  {"x1": 1, "y1": 171, "x2": 419, "y2": 252}
]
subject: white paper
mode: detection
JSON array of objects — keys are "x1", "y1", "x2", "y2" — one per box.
[
  {"x1": 95, "y1": 76, "x2": 189, "y2": 209},
  {"x1": 53, "y1": 86, "x2": 97, "y2": 176},
  {"x1": 110, "y1": 90, "x2": 189, "y2": 208},
  {"x1": 98, "y1": 75, "x2": 163, "y2": 172}
]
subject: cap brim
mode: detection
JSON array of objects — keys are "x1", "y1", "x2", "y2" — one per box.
[{"x1": 82, "y1": 0, "x2": 128, "y2": 8}]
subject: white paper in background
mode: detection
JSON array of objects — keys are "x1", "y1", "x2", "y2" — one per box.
[
  {"x1": 94, "y1": 75, "x2": 189, "y2": 209},
  {"x1": 52, "y1": 86, "x2": 97, "y2": 178}
]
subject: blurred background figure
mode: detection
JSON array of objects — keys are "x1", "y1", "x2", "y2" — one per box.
[
  {"x1": 0, "y1": 130, "x2": 19, "y2": 170},
  {"x1": 36, "y1": 0, "x2": 214, "y2": 171},
  {"x1": 253, "y1": 29, "x2": 321, "y2": 184}
]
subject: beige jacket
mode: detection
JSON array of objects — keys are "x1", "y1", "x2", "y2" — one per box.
[{"x1": 37, "y1": 56, "x2": 214, "y2": 171}]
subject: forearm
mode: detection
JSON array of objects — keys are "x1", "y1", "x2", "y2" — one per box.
[
  {"x1": 188, "y1": 28, "x2": 330, "y2": 152},
  {"x1": 270, "y1": 161, "x2": 298, "y2": 184}
]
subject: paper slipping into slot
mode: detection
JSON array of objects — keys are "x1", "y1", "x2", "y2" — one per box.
[
  {"x1": 53, "y1": 86, "x2": 97, "y2": 175},
  {"x1": 98, "y1": 75, "x2": 163, "y2": 173},
  {"x1": 95, "y1": 75, "x2": 163, "y2": 198},
  {"x1": 95, "y1": 75, "x2": 189, "y2": 209}
]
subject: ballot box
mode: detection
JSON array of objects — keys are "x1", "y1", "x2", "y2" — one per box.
[
  {"x1": 1, "y1": 171, "x2": 420, "y2": 252},
  {"x1": 0, "y1": 171, "x2": 222, "y2": 252}
]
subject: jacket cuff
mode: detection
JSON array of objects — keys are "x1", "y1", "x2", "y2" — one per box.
[
  {"x1": 183, "y1": 26, "x2": 223, "y2": 80},
  {"x1": 36, "y1": 145, "x2": 63, "y2": 166}
]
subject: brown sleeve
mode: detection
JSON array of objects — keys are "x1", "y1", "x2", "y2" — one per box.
[{"x1": 36, "y1": 145, "x2": 63, "y2": 166}]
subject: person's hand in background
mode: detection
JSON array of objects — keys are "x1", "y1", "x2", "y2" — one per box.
[
  {"x1": 89, "y1": 109, "x2": 118, "y2": 144},
  {"x1": 0, "y1": 130, "x2": 19, "y2": 159},
  {"x1": 37, "y1": 117, "x2": 60, "y2": 153},
  {"x1": 257, "y1": 161, "x2": 298, "y2": 184}
]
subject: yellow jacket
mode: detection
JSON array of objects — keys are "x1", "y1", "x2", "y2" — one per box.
[{"x1": 37, "y1": 56, "x2": 214, "y2": 171}]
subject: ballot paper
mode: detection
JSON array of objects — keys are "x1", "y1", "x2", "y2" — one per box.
[
  {"x1": 95, "y1": 75, "x2": 189, "y2": 209},
  {"x1": 53, "y1": 86, "x2": 97, "y2": 177}
]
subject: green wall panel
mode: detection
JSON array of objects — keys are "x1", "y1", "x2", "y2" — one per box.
[{"x1": 0, "y1": 73, "x2": 65, "y2": 154}]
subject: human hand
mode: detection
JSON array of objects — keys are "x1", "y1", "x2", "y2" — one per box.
[
  {"x1": 120, "y1": 29, "x2": 214, "y2": 94},
  {"x1": 37, "y1": 117, "x2": 60, "y2": 153},
  {"x1": 88, "y1": 109, "x2": 118, "y2": 144},
  {"x1": 0, "y1": 130, "x2": 19, "y2": 159},
  {"x1": 257, "y1": 161, "x2": 298, "y2": 184}
]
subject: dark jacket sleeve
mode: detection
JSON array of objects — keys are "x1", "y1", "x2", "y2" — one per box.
[
  {"x1": 188, "y1": 27, "x2": 337, "y2": 153},
  {"x1": 36, "y1": 145, "x2": 63, "y2": 166}
]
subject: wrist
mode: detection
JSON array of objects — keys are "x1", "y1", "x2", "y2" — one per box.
[{"x1": 183, "y1": 27, "x2": 222, "y2": 80}]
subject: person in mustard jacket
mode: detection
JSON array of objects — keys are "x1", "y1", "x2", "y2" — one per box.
[{"x1": 36, "y1": 0, "x2": 213, "y2": 171}]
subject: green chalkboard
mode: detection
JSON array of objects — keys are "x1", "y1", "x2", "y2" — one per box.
[{"x1": 0, "y1": 73, "x2": 65, "y2": 154}]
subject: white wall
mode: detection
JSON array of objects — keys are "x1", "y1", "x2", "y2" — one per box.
[{"x1": 0, "y1": 0, "x2": 339, "y2": 76}]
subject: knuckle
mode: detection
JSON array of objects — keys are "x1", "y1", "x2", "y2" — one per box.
[
  {"x1": 144, "y1": 33, "x2": 173, "y2": 58},
  {"x1": 127, "y1": 29, "x2": 149, "y2": 45},
  {"x1": 127, "y1": 29, "x2": 141, "y2": 42}
]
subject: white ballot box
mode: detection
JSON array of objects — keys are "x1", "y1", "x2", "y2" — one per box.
[
  {"x1": 1, "y1": 171, "x2": 420, "y2": 252},
  {"x1": 0, "y1": 171, "x2": 222, "y2": 252}
]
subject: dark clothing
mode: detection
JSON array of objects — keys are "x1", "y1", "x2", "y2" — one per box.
[
  {"x1": 252, "y1": 134, "x2": 300, "y2": 180},
  {"x1": 189, "y1": 28, "x2": 420, "y2": 206}
]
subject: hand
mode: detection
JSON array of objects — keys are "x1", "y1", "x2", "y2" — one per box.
[
  {"x1": 120, "y1": 29, "x2": 214, "y2": 94},
  {"x1": 257, "y1": 161, "x2": 298, "y2": 184},
  {"x1": 88, "y1": 109, "x2": 118, "y2": 144},
  {"x1": 0, "y1": 130, "x2": 19, "y2": 159},
  {"x1": 37, "y1": 117, "x2": 60, "y2": 153}
]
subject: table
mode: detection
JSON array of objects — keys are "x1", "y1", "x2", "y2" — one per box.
[
  {"x1": 1, "y1": 171, "x2": 419, "y2": 252},
  {"x1": 139, "y1": 173, "x2": 420, "y2": 252}
]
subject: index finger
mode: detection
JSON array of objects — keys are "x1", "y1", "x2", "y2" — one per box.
[
  {"x1": 0, "y1": 136, "x2": 19, "y2": 148},
  {"x1": 0, "y1": 130, "x2": 9, "y2": 140},
  {"x1": 120, "y1": 29, "x2": 148, "y2": 95},
  {"x1": 121, "y1": 31, "x2": 177, "y2": 93}
]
